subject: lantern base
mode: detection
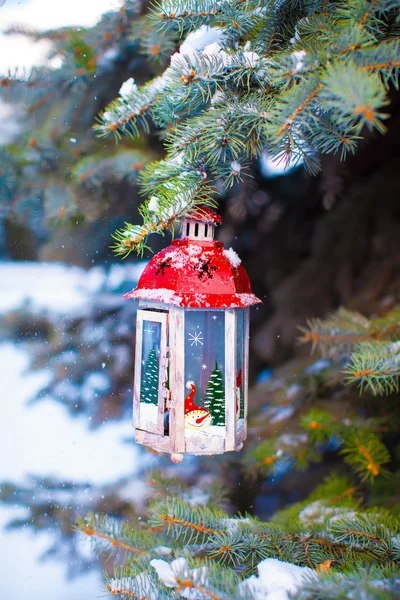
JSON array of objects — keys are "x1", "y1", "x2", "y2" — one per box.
[{"x1": 171, "y1": 452, "x2": 184, "y2": 464}]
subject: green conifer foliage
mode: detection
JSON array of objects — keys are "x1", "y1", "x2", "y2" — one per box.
[
  {"x1": 78, "y1": 475, "x2": 400, "y2": 600},
  {"x1": 0, "y1": 0, "x2": 156, "y2": 251},
  {"x1": 140, "y1": 348, "x2": 159, "y2": 405},
  {"x1": 91, "y1": 0, "x2": 400, "y2": 257},
  {"x1": 203, "y1": 363, "x2": 225, "y2": 425}
]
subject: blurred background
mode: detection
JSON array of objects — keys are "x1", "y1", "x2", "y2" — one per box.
[{"x1": 1, "y1": 1, "x2": 400, "y2": 598}]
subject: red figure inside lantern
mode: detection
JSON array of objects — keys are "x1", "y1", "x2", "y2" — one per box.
[{"x1": 125, "y1": 207, "x2": 261, "y2": 462}]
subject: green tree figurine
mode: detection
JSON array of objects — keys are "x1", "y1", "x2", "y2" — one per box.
[
  {"x1": 140, "y1": 348, "x2": 159, "y2": 406},
  {"x1": 203, "y1": 363, "x2": 225, "y2": 426}
]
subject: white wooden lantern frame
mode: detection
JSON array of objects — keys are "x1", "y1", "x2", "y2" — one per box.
[{"x1": 134, "y1": 301, "x2": 250, "y2": 456}]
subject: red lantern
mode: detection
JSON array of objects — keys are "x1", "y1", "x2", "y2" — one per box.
[{"x1": 125, "y1": 207, "x2": 261, "y2": 462}]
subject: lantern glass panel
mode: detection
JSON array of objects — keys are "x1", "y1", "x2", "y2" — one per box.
[
  {"x1": 236, "y1": 309, "x2": 245, "y2": 432},
  {"x1": 184, "y1": 310, "x2": 225, "y2": 431},
  {"x1": 139, "y1": 319, "x2": 162, "y2": 431}
]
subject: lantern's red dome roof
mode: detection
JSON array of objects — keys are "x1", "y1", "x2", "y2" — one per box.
[
  {"x1": 186, "y1": 206, "x2": 222, "y2": 224},
  {"x1": 124, "y1": 238, "x2": 261, "y2": 309}
]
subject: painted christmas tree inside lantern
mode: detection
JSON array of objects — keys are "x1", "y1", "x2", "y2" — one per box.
[
  {"x1": 140, "y1": 347, "x2": 159, "y2": 405},
  {"x1": 203, "y1": 363, "x2": 225, "y2": 427}
]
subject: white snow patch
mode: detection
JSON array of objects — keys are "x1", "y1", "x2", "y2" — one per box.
[
  {"x1": 305, "y1": 359, "x2": 330, "y2": 375},
  {"x1": 139, "y1": 402, "x2": 159, "y2": 431},
  {"x1": 243, "y1": 51, "x2": 260, "y2": 66},
  {"x1": 0, "y1": 0, "x2": 124, "y2": 75},
  {"x1": 107, "y1": 261, "x2": 146, "y2": 290},
  {"x1": 180, "y1": 25, "x2": 222, "y2": 60},
  {"x1": 203, "y1": 42, "x2": 232, "y2": 66},
  {"x1": 240, "y1": 558, "x2": 317, "y2": 600},
  {"x1": 0, "y1": 261, "x2": 145, "y2": 315},
  {"x1": 0, "y1": 506, "x2": 101, "y2": 600},
  {"x1": 148, "y1": 196, "x2": 160, "y2": 213},
  {"x1": 0, "y1": 343, "x2": 138, "y2": 484},
  {"x1": 299, "y1": 501, "x2": 357, "y2": 525},
  {"x1": 278, "y1": 433, "x2": 307, "y2": 447},
  {"x1": 223, "y1": 247, "x2": 242, "y2": 268},
  {"x1": 97, "y1": 46, "x2": 119, "y2": 68},
  {"x1": 155, "y1": 546, "x2": 173, "y2": 556},
  {"x1": 223, "y1": 517, "x2": 253, "y2": 533},
  {"x1": 269, "y1": 406, "x2": 295, "y2": 424},
  {"x1": 203, "y1": 41, "x2": 222, "y2": 56},
  {"x1": 119, "y1": 77, "x2": 137, "y2": 99},
  {"x1": 230, "y1": 160, "x2": 242, "y2": 173},
  {"x1": 81, "y1": 371, "x2": 110, "y2": 401},
  {"x1": 151, "y1": 557, "x2": 208, "y2": 597},
  {"x1": 0, "y1": 262, "x2": 90, "y2": 315},
  {"x1": 388, "y1": 340, "x2": 400, "y2": 353},
  {"x1": 129, "y1": 288, "x2": 177, "y2": 304},
  {"x1": 109, "y1": 573, "x2": 157, "y2": 600},
  {"x1": 236, "y1": 293, "x2": 261, "y2": 306},
  {"x1": 102, "y1": 111, "x2": 114, "y2": 122},
  {"x1": 0, "y1": 99, "x2": 25, "y2": 146},
  {"x1": 292, "y1": 50, "x2": 306, "y2": 72},
  {"x1": 210, "y1": 90, "x2": 226, "y2": 105},
  {"x1": 285, "y1": 383, "x2": 303, "y2": 399}
]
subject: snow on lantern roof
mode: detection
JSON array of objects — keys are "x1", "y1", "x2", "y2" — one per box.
[
  {"x1": 124, "y1": 237, "x2": 261, "y2": 309},
  {"x1": 185, "y1": 206, "x2": 223, "y2": 225}
]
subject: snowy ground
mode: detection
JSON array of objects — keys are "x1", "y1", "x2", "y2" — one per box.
[
  {"x1": 0, "y1": 0, "x2": 121, "y2": 74},
  {"x1": 0, "y1": 261, "x2": 146, "y2": 316},
  {"x1": 0, "y1": 261, "x2": 149, "y2": 600},
  {"x1": 0, "y1": 505, "x2": 102, "y2": 600}
]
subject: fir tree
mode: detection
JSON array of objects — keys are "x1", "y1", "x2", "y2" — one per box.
[
  {"x1": 203, "y1": 362, "x2": 225, "y2": 426},
  {"x1": 140, "y1": 348, "x2": 159, "y2": 405}
]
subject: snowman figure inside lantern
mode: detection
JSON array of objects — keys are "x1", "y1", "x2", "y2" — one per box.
[{"x1": 125, "y1": 206, "x2": 261, "y2": 463}]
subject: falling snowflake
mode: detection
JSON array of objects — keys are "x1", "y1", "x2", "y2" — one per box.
[
  {"x1": 201, "y1": 364, "x2": 208, "y2": 370},
  {"x1": 144, "y1": 327, "x2": 154, "y2": 339},
  {"x1": 188, "y1": 331, "x2": 204, "y2": 346},
  {"x1": 212, "y1": 315, "x2": 218, "y2": 320}
]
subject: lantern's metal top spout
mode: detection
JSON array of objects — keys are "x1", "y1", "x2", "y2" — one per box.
[
  {"x1": 184, "y1": 206, "x2": 223, "y2": 225},
  {"x1": 181, "y1": 206, "x2": 222, "y2": 243}
]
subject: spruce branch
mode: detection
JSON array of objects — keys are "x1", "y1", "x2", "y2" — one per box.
[
  {"x1": 150, "y1": 497, "x2": 224, "y2": 544},
  {"x1": 77, "y1": 514, "x2": 150, "y2": 557},
  {"x1": 150, "y1": 0, "x2": 221, "y2": 33},
  {"x1": 300, "y1": 307, "x2": 400, "y2": 395},
  {"x1": 345, "y1": 341, "x2": 400, "y2": 395},
  {"x1": 81, "y1": 485, "x2": 400, "y2": 599},
  {"x1": 341, "y1": 431, "x2": 391, "y2": 481},
  {"x1": 111, "y1": 173, "x2": 216, "y2": 257},
  {"x1": 90, "y1": 0, "x2": 400, "y2": 253}
]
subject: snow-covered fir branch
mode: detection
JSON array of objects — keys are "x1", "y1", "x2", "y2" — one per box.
[
  {"x1": 95, "y1": 0, "x2": 400, "y2": 255},
  {"x1": 79, "y1": 479, "x2": 400, "y2": 600}
]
